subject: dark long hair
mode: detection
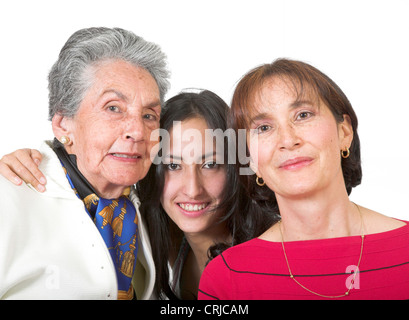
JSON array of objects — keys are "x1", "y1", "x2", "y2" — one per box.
[{"x1": 137, "y1": 90, "x2": 277, "y2": 299}]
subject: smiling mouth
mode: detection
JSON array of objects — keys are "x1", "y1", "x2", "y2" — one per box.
[
  {"x1": 111, "y1": 153, "x2": 141, "y2": 159},
  {"x1": 178, "y1": 203, "x2": 209, "y2": 212},
  {"x1": 278, "y1": 157, "x2": 314, "y2": 171}
]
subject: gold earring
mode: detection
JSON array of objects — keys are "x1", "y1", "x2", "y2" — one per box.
[
  {"x1": 256, "y1": 176, "x2": 265, "y2": 187},
  {"x1": 341, "y1": 147, "x2": 350, "y2": 159},
  {"x1": 60, "y1": 136, "x2": 70, "y2": 145}
]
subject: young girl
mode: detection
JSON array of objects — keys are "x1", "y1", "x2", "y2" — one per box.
[{"x1": 142, "y1": 90, "x2": 280, "y2": 299}]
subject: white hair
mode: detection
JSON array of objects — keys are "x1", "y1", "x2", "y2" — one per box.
[{"x1": 48, "y1": 27, "x2": 170, "y2": 119}]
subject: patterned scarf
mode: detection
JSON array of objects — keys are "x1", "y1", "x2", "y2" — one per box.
[{"x1": 53, "y1": 139, "x2": 138, "y2": 300}]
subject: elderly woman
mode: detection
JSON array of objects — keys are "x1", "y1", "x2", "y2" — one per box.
[
  {"x1": 199, "y1": 59, "x2": 409, "y2": 299},
  {"x1": 0, "y1": 27, "x2": 169, "y2": 299}
]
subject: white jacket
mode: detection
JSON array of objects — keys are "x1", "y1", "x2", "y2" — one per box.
[{"x1": 0, "y1": 141, "x2": 155, "y2": 300}]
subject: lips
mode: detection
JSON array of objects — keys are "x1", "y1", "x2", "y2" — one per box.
[
  {"x1": 178, "y1": 202, "x2": 209, "y2": 212},
  {"x1": 279, "y1": 157, "x2": 313, "y2": 170},
  {"x1": 110, "y1": 153, "x2": 141, "y2": 160},
  {"x1": 111, "y1": 153, "x2": 141, "y2": 159}
]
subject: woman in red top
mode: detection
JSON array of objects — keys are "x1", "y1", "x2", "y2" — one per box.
[{"x1": 198, "y1": 58, "x2": 409, "y2": 300}]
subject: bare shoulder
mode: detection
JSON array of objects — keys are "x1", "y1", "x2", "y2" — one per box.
[
  {"x1": 360, "y1": 205, "x2": 406, "y2": 235},
  {"x1": 258, "y1": 222, "x2": 281, "y2": 242}
]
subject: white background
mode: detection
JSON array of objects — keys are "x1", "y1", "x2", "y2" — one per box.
[{"x1": 0, "y1": 0, "x2": 408, "y2": 219}]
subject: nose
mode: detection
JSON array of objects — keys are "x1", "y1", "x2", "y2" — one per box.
[
  {"x1": 183, "y1": 168, "x2": 204, "y2": 199},
  {"x1": 124, "y1": 116, "x2": 146, "y2": 142},
  {"x1": 277, "y1": 123, "x2": 301, "y2": 150}
]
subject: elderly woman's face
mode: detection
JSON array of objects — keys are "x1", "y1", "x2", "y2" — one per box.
[{"x1": 61, "y1": 60, "x2": 161, "y2": 198}]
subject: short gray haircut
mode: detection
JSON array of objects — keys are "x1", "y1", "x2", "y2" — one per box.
[{"x1": 48, "y1": 27, "x2": 170, "y2": 120}]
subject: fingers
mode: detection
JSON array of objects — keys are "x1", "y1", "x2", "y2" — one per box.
[
  {"x1": 29, "y1": 149, "x2": 44, "y2": 172},
  {"x1": 26, "y1": 149, "x2": 47, "y2": 188},
  {"x1": 0, "y1": 148, "x2": 46, "y2": 192},
  {"x1": 0, "y1": 159, "x2": 24, "y2": 185}
]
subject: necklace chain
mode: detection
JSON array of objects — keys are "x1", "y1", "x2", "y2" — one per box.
[{"x1": 279, "y1": 203, "x2": 364, "y2": 299}]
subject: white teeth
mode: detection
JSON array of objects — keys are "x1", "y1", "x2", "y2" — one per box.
[
  {"x1": 178, "y1": 203, "x2": 207, "y2": 211},
  {"x1": 112, "y1": 153, "x2": 140, "y2": 159}
]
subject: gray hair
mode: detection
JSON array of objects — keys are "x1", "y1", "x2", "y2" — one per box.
[{"x1": 48, "y1": 27, "x2": 170, "y2": 120}]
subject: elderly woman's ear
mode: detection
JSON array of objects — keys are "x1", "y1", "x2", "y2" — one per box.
[{"x1": 52, "y1": 113, "x2": 74, "y2": 147}]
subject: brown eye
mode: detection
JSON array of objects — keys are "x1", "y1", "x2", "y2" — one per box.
[
  {"x1": 166, "y1": 163, "x2": 180, "y2": 171},
  {"x1": 203, "y1": 161, "x2": 218, "y2": 169},
  {"x1": 296, "y1": 111, "x2": 313, "y2": 120},
  {"x1": 257, "y1": 125, "x2": 271, "y2": 134}
]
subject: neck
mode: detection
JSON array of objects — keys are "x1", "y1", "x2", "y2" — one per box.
[
  {"x1": 184, "y1": 224, "x2": 230, "y2": 273},
  {"x1": 94, "y1": 184, "x2": 129, "y2": 199},
  {"x1": 76, "y1": 162, "x2": 128, "y2": 199},
  {"x1": 276, "y1": 188, "x2": 361, "y2": 241}
]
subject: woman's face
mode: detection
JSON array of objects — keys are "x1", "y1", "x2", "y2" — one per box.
[
  {"x1": 247, "y1": 77, "x2": 353, "y2": 200},
  {"x1": 59, "y1": 60, "x2": 161, "y2": 198},
  {"x1": 160, "y1": 117, "x2": 227, "y2": 236}
]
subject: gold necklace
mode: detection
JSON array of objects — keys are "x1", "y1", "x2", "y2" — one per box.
[{"x1": 279, "y1": 203, "x2": 364, "y2": 299}]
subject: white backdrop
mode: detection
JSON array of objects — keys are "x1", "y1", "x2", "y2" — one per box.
[{"x1": 0, "y1": 0, "x2": 408, "y2": 219}]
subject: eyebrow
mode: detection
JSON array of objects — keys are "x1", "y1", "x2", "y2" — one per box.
[
  {"x1": 144, "y1": 100, "x2": 161, "y2": 110},
  {"x1": 249, "y1": 112, "x2": 270, "y2": 124},
  {"x1": 248, "y1": 100, "x2": 315, "y2": 124},
  {"x1": 102, "y1": 89, "x2": 128, "y2": 101},
  {"x1": 291, "y1": 99, "x2": 314, "y2": 108},
  {"x1": 102, "y1": 89, "x2": 161, "y2": 109},
  {"x1": 164, "y1": 151, "x2": 219, "y2": 163}
]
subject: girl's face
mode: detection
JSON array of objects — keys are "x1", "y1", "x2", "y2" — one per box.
[
  {"x1": 247, "y1": 77, "x2": 353, "y2": 201},
  {"x1": 160, "y1": 117, "x2": 227, "y2": 236}
]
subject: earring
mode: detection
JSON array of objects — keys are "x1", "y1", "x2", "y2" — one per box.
[
  {"x1": 60, "y1": 136, "x2": 70, "y2": 145},
  {"x1": 256, "y1": 176, "x2": 265, "y2": 187},
  {"x1": 341, "y1": 147, "x2": 350, "y2": 159}
]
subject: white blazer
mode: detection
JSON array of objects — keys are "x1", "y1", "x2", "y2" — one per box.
[{"x1": 0, "y1": 141, "x2": 155, "y2": 300}]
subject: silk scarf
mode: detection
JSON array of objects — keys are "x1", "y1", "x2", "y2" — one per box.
[{"x1": 53, "y1": 139, "x2": 138, "y2": 299}]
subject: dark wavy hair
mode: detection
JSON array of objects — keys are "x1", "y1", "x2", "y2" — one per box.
[
  {"x1": 230, "y1": 58, "x2": 362, "y2": 215},
  {"x1": 137, "y1": 90, "x2": 276, "y2": 299}
]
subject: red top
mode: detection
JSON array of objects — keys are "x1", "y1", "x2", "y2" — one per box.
[{"x1": 199, "y1": 221, "x2": 409, "y2": 300}]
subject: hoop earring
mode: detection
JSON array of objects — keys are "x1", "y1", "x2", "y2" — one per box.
[
  {"x1": 256, "y1": 176, "x2": 265, "y2": 187},
  {"x1": 60, "y1": 136, "x2": 71, "y2": 145},
  {"x1": 341, "y1": 147, "x2": 350, "y2": 159}
]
